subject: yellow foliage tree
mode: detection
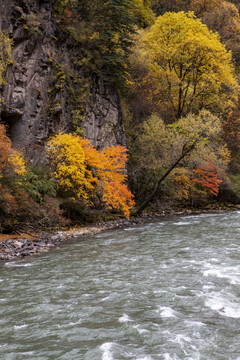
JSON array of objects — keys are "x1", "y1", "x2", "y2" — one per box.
[
  {"x1": 47, "y1": 133, "x2": 134, "y2": 218},
  {"x1": 46, "y1": 133, "x2": 96, "y2": 200},
  {"x1": 131, "y1": 11, "x2": 239, "y2": 120}
]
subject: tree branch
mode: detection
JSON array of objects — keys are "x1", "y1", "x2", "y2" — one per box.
[{"x1": 135, "y1": 133, "x2": 203, "y2": 215}]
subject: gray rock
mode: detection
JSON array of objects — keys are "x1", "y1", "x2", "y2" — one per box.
[
  {"x1": 34, "y1": 241, "x2": 46, "y2": 247},
  {"x1": 1, "y1": 0, "x2": 126, "y2": 157},
  {"x1": 12, "y1": 240, "x2": 23, "y2": 248},
  {"x1": 23, "y1": 239, "x2": 32, "y2": 246},
  {"x1": 82, "y1": 79, "x2": 126, "y2": 149}
]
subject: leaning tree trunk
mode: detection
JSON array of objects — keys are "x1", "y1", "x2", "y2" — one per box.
[{"x1": 135, "y1": 135, "x2": 202, "y2": 215}]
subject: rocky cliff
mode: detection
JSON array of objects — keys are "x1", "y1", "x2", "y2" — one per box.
[{"x1": 0, "y1": 0, "x2": 126, "y2": 155}]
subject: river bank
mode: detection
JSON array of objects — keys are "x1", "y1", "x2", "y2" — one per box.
[
  {"x1": 0, "y1": 217, "x2": 147, "y2": 261},
  {"x1": 1, "y1": 203, "x2": 239, "y2": 261}
]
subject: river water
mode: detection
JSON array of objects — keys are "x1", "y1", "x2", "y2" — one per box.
[{"x1": 0, "y1": 211, "x2": 240, "y2": 359}]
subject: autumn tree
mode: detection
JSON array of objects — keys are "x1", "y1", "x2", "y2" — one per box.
[
  {"x1": 0, "y1": 123, "x2": 26, "y2": 219},
  {"x1": 0, "y1": 123, "x2": 26, "y2": 178},
  {"x1": 47, "y1": 133, "x2": 134, "y2": 218},
  {"x1": 151, "y1": 0, "x2": 240, "y2": 68},
  {"x1": 197, "y1": 0, "x2": 240, "y2": 67},
  {"x1": 130, "y1": 11, "x2": 238, "y2": 122},
  {"x1": 192, "y1": 164, "x2": 222, "y2": 196},
  {"x1": 131, "y1": 110, "x2": 229, "y2": 213},
  {"x1": 187, "y1": 0, "x2": 219, "y2": 16},
  {"x1": 151, "y1": 0, "x2": 191, "y2": 15},
  {"x1": 150, "y1": 0, "x2": 233, "y2": 17}
]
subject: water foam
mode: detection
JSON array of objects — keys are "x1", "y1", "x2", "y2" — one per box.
[
  {"x1": 174, "y1": 221, "x2": 193, "y2": 226},
  {"x1": 175, "y1": 334, "x2": 192, "y2": 346},
  {"x1": 119, "y1": 313, "x2": 132, "y2": 323},
  {"x1": 164, "y1": 351, "x2": 200, "y2": 360},
  {"x1": 5, "y1": 262, "x2": 34, "y2": 268},
  {"x1": 163, "y1": 354, "x2": 179, "y2": 360},
  {"x1": 203, "y1": 264, "x2": 240, "y2": 285},
  {"x1": 157, "y1": 306, "x2": 176, "y2": 318},
  {"x1": 100, "y1": 342, "x2": 114, "y2": 360},
  {"x1": 205, "y1": 292, "x2": 240, "y2": 318},
  {"x1": 14, "y1": 324, "x2": 28, "y2": 330},
  {"x1": 132, "y1": 324, "x2": 148, "y2": 334}
]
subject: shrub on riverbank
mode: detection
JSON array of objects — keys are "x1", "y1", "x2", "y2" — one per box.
[{"x1": 0, "y1": 126, "x2": 135, "y2": 232}]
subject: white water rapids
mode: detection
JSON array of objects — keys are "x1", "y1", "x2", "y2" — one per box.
[{"x1": 0, "y1": 211, "x2": 240, "y2": 359}]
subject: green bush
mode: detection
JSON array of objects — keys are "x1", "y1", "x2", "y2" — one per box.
[
  {"x1": 228, "y1": 174, "x2": 240, "y2": 198},
  {"x1": 23, "y1": 166, "x2": 57, "y2": 203}
]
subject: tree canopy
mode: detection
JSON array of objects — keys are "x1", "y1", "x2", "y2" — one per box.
[
  {"x1": 132, "y1": 110, "x2": 229, "y2": 213},
  {"x1": 199, "y1": 0, "x2": 240, "y2": 66},
  {"x1": 55, "y1": 0, "x2": 141, "y2": 89},
  {"x1": 47, "y1": 133, "x2": 134, "y2": 218},
  {"x1": 131, "y1": 11, "x2": 239, "y2": 121},
  {"x1": 0, "y1": 124, "x2": 26, "y2": 178}
]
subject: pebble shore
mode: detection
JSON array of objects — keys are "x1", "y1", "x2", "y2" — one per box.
[
  {"x1": 0, "y1": 218, "x2": 144, "y2": 261},
  {"x1": 1, "y1": 205, "x2": 239, "y2": 261}
]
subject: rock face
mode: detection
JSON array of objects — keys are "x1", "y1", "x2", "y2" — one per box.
[
  {"x1": 0, "y1": 0, "x2": 126, "y2": 154},
  {"x1": 82, "y1": 79, "x2": 126, "y2": 149}
]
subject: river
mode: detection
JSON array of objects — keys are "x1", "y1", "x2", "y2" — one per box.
[{"x1": 0, "y1": 211, "x2": 240, "y2": 359}]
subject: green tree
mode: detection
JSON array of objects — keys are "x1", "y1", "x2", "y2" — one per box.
[
  {"x1": 132, "y1": 110, "x2": 229, "y2": 213},
  {"x1": 90, "y1": 0, "x2": 136, "y2": 87},
  {"x1": 131, "y1": 0, "x2": 155, "y2": 27},
  {"x1": 131, "y1": 11, "x2": 239, "y2": 121},
  {"x1": 0, "y1": 30, "x2": 12, "y2": 88},
  {"x1": 55, "y1": 0, "x2": 137, "y2": 89}
]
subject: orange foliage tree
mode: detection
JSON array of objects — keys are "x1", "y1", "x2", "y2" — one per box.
[
  {"x1": 0, "y1": 123, "x2": 26, "y2": 178},
  {"x1": 0, "y1": 123, "x2": 26, "y2": 220},
  {"x1": 192, "y1": 164, "x2": 222, "y2": 196},
  {"x1": 47, "y1": 133, "x2": 134, "y2": 218}
]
